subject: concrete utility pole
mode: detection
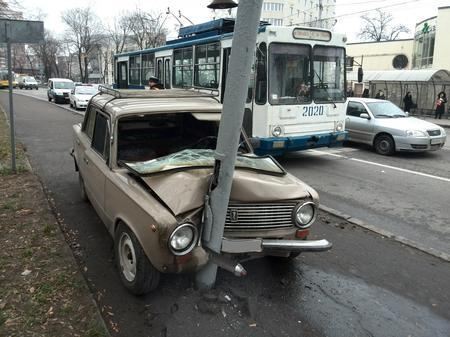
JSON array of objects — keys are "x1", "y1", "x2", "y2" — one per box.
[
  {"x1": 318, "y1": 0, "x2": 323, "y2": 28},
  {"x1": 196, "y1": 0, "x2": 263, "y2": 290}
]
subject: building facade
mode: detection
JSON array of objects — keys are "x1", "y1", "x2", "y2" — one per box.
[
  {"x1": 261, "y1": 0, "x2": 336, "y2": 29},
  {"x1": 346, "y1": 6, "x2": 450, "y2": 72}
]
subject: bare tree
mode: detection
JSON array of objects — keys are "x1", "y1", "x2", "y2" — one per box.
[
  {"x1": 127, "y1": 8, "x2": 168, "y2": 50},
  {"x1": 108, "y1": 13, "x2": 131, "y2": 54},
  {"x1": 30, "y1": 30, "x2": 61, "y2": 80},
  {"x1": 61, "y1": 7, "x2": 104, "y2": 82},
  {"x1": 0, "y1": 0, "x2": 22, "y2": 19},
  {"x1": 358, "y1": 9, "x2": 410, "y2": 42}
]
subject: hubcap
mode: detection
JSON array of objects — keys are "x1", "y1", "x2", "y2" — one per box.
[
  {"x1": 379, "y1": 139, "x2": 390, "y2": 152},
  {"x1": 118, "y1": 233, "x2": 136, "y2": 282}
]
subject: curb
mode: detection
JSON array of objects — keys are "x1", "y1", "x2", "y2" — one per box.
[{"x1": 319, "y1": 204, "x2": 450, "y2": 262}]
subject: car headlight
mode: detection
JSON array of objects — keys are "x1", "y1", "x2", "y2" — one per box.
[
  {"x1": 406, "y1": 130, "x2": 426, "y2": 137},
  {"x1": 168, "y1": 223, "x2": 198, "y2": 255},
  {"x1": 272, "y1": 126, "x2": 283, "y2": 137},
  {"x1": 294, "y1": 201, "x2": 316, "y2": 228},
  {"x1": 441, "y1": 127, "x2": 446, "y2": 137}
]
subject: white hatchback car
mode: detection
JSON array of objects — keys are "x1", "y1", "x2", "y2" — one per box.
[
  {"x1": 69, "y1": 85, "x2": 98, "y2": 109},
  {"x1": 345, "y1": 98, "x2": 446, "y2": 155}
]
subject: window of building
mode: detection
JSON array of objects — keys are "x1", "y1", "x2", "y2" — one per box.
[
  {"x1": 412, "y1": 24, "x2": 436, "y2": 69},
  {"x1": 392, "y1": 54, "x2": 409, "y2": 70},
  {"x1": 173, "y1": 47, "x2": 193, "y2": 87},
  {"x1": 141, "y1": 54, "x2": 155, "y2": 85},
  {"x1": 194, "y1": 42, "x2": 220, "y2": 88},
  {"x1": 129, "y1": 55, "x2": 141, "y2": 85}
]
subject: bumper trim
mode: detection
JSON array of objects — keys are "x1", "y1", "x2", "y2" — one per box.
[{"x1": 221, "y1": 237, "x2": 332, "y2": 253}]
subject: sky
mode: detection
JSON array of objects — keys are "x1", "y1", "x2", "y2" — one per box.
[{"x1": 17, "y1": 0, "x2": 450, "y2": 42}]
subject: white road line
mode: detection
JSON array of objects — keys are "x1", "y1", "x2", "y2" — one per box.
[{"x1": 309, "y1": 149, "x2": 450, "y2": 183}]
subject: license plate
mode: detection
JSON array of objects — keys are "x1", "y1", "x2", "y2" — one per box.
[{"x1": 430, "y1": 138, "x2": 441, "y2": 145}]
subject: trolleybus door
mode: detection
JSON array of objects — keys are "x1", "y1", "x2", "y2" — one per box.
[
  {"x1": 117, "y1": 61, "x2": 128, "y2": 89},
  {"x1": 156, "y1": 57, "x2": 171, "y2": 89}
]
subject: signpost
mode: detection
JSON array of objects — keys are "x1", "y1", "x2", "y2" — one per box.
[
  {"x1": 0, "y1": 19, "x2": 44, "y2": 172},
  {"x1": 196, "y1": 0, "x2": 264, "y2": 289}
]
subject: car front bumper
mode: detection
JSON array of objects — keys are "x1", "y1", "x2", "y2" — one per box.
[
  {"x1": 394, "y1": 135, "x2": 446, "y2": 151},
  {"x1": 221, "y1": 237, "x2": 332, "y2": 253}
]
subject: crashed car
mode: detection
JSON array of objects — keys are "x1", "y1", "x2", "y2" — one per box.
[{"x1": 71, "y1": 87, "x2": 331, "y2": 295}]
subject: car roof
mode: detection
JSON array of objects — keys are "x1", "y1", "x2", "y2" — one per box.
[
  {"x1": 49, "y1": 78, "x2": 73, "y2": 82},
  {"x1": 347, "y1": 97, "x2": 390, "y2": 104},
  {"x1": 91, "y1": 88, "x2": 223, "y2": 119}
]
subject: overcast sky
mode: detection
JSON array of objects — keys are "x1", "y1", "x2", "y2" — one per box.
[{"x1": 18, "y1": 0, "x2": 450, "y2": 42}]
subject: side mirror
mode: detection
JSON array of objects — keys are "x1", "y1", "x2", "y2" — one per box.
[{"x1": 360, "y1": 113, "x2": 370, "y2": 119}]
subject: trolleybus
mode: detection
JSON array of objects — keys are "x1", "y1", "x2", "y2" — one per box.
[{"x1": 113, "y1": 19, "x2": 347, "y2": 155}]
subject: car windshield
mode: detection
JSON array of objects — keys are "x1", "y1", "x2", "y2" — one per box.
[
  {"x1": 54, "y1": 81, "x2": 74, "y2": 89},
  {"x1": 123, "y1": 149, "x2": 285, "y2": 176},
  {"x1": 367, "y1": 102, "x2": 407, "y2": 118},
  {"x1": 76, "y1": 86, "x2": 97, "y2": 95},
  {"x1": 25, "y1": 77, "x2": 36, "y2": 82}
]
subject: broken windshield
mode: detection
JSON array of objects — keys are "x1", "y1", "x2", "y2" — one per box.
[{"x1": 122, "y1": 149, "x2": 285, "y2": 176}]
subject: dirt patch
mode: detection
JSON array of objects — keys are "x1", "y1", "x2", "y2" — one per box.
[{"x1": 0, "y1": 108, "x2": 109, "y2": 336}]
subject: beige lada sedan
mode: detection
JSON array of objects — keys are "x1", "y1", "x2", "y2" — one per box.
[{"x1": 71, "y1": 87, "x2": 331, "y2": 295}]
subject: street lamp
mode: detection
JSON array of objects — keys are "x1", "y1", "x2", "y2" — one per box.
[{"x1": 207, "y1": 0, "x2": 238, "y2": 9}]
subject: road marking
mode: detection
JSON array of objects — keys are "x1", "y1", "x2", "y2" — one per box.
[{"x1": 309, "y1": 149, "x2": 450, "y2": 183}]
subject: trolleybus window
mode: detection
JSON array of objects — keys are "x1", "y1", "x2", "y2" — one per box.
[
  {"x1": 173, "y1": 47, "x2": 193, "y2": 87},
  {"x1": 312, "y1": 46, "x2": 345, "y2": 102},
  {"x1": 255, "y1": 42, "x2": 267, "y2": 105},
  {"x1": 129, "y1": 55, "x2": 141, "y2": 85},
  {"x1": 269, "y1": 43, "x2": 311, "y2": 105},
  {"x1": 142, "y1": 54, "x2": 155, "y2": 84},
  {"x1": 194, "y1": 42, "x2": 220, "y2": 88}
]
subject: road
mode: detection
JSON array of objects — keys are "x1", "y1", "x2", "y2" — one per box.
[{"x1": 1, "y1": 91, "x2": 450, "y2": 337}]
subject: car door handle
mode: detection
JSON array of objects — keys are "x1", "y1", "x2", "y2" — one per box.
[{"x1": 83, "y1": 157, "x2": 89, "y2": 165}]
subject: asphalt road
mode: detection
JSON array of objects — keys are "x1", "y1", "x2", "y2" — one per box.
[{"x1": 2, "y1": 91, "x2": 450, "y2": 337}]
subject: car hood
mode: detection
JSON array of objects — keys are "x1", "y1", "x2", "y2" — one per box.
[
  {"x1": 74, "y1": 94, "x2": 94, "y2": 100},
  {"x1": 54, "y1": 88, "x2": 72, "y2": 94},
  {"x1": 375, "y1": 117, "x2": 441, "y2": 131},
  {"x1": 140, "y1": 169, "x2": 317, "y2": 216}
]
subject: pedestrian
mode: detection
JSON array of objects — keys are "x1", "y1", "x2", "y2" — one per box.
[
  {"x1": 403, "y1": 91, "x2": 414, "y2": 113},
  {"x1": 362, "y1": 88, "x2": 369, "y2": 98},
  {"x1": 148, "y1": 76, "x2": 163, "y2": 90},
  {"x1": 375, "y1": 90, "x2": 385, "y2": 99},
  {"x1": 435, "y1": 91, "x2": 448, "y2": 119}
]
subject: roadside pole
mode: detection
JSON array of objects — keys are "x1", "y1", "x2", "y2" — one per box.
[
  {"x1": 196, "y1": 0, "x2": 263, "y2": 290},
  {"x1": 6, "y1": 35, "x2": 16, "y2": 172}
]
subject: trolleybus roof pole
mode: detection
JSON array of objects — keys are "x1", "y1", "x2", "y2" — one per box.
[{"x1": 195, "y1": 0, "x2": 264, "y2": 290}]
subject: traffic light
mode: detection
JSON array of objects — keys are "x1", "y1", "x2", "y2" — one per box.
[{"x1": 357, "y1": 67, "x2": 363, "y2": 83}]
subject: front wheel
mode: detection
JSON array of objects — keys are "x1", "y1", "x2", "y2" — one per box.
[
  {"x1": 374, "y1": 134, "x2": 395, "y2": 155},
  {"x1": 114, "y1": 223, "x2": 160, "y2": 295},
  {"x1": 48, "y1": 95, "x2": 52, "y2": 102}
]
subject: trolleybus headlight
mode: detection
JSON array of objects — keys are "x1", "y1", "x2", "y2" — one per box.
[
  {"x1": 335, "y1": 121, "x2": 344, "y2": 132},
  {"x1": 168, "y1": 223, "x2": 198, "y2": 255},
  {"x1": 294, "y1": 202, "x2": 316, "y2": 228},
  {"x1": 272, "y1": 126, "x2": 283, "y2": 137}
]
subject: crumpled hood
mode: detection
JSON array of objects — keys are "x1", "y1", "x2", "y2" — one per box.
[{"x1": 141, "y1": 168, "x2": 316, "y2": 216}]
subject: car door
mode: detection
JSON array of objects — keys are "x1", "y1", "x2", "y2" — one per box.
[
  {"x1": 82, "y1": 108, "x2": 110, "y2": 222},
  {"x1": 345, "y1": 101, "x2": 374, "y2": 144}
]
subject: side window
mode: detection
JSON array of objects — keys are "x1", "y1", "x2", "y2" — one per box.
[
  {"x1": 92, "y1": 112, "x2": 110, "y2": 160},
  {"x1": 82, "y1": 106, "x2": 97, "y2": 139},
  {"x1": 255, "y1": 42, "x2": 267, "y2": 105},
  {"x1": 347, "y1": 101, "x2": 367, "y2": 117}
]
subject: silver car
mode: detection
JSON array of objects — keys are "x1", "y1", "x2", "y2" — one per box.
[{"x1": 345, "y1": 98, "x2": 446, "y2": 155}]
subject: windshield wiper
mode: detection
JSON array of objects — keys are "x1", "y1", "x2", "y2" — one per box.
[
  {"x1": 392, "y1": 114, "x2": 406, "y2": 118},
  {"x1": 375, "y1": 114, "x2": 393, "y2": 118}
]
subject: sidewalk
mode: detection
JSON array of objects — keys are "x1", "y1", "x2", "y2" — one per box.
[{"x1": 413, "y1": 114, "x2": 450, "y2": 129}]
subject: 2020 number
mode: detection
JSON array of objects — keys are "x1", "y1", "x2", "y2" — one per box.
[{"x1": 302, "y1": 106, "x2": 324, "y2": 117}]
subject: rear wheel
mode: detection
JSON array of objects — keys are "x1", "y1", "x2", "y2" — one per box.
[
  {"x1": 114, "y1": 223, "x2": 160, "y2": 295},
  {"x1": 374, "y1": 134, "x2": 395, "y2": 155}
]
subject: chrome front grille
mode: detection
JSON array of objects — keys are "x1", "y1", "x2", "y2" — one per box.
[
  {"x1": 225, "y1": 202, "x2": 297, "y2": 231},
  {"x1": 427, "y1": 129, "x2": 441, "y2": 136}
]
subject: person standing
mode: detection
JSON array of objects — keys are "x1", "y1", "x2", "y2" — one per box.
[
  {"x1": 375, "y1": 90, "x2": 385, "y2": 99},
  {"x1": 403, "y1": 92, "x2": 414, "y2": 112},
  {"x1": 435, "y1": 91, "x2": 447, "y2": 119}
]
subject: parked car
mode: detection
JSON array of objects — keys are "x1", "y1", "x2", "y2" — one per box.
[
  {"x1": 18, "y1": 76, "x2": 39, "y2": 90},
  {"x1": 71, "y1": 88, "x2": 331, "y2": 295},
  {"x1": 345, "y1": 98, "x2": 446, "y2": 155},
  {"x1": 69, "y1": 84, "x2": 98, "y2": 109},
  {"x1": 47, "y1": 78, "x2": 74, "y2": 103}
]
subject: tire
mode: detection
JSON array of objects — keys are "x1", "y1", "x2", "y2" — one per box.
[
  {"x1": 79, "y1": 173, "x2": 88, "y2": 202},
  {"x1": 73, "y1": 101, "x2": 77, "y2": 109},
  {"x1": 374, "y1": 134, "x2": 395, "y2": 155},
  {"x1": 114, "y1": 223, "x2": 160, "y2": 295},
  {"x1": 48, "y1": 95, "x2": 52, "y2": 102}
]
